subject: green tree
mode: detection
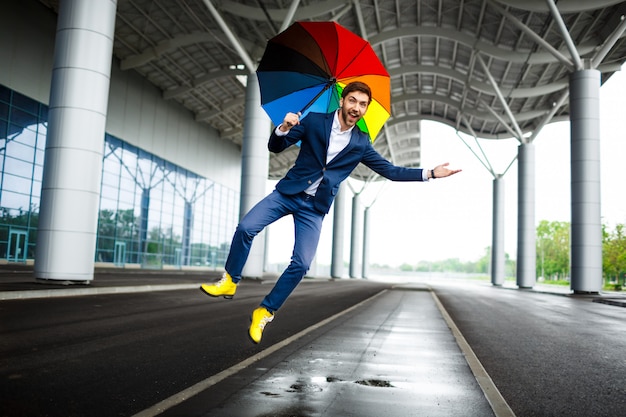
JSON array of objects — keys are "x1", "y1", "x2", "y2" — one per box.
[
  {"x1": 603, "y1": 223, "x2": 626, "y2": 287},
  {"x1": 536, "y1": 220, "x2": 570, "y2": 281}
]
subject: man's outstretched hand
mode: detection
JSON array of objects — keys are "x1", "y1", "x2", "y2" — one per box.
[{"x1": 432, "y1": 162, "x2": 462, "y2": 179}]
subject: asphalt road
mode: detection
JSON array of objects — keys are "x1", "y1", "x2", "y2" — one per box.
[
  {"x1": 0, "y1": 279, "x2": 390, "y2": 417},
  {"x1": 3, "y1": 275, "x2": 626, "y2": 417},
  {"x1": 431, "y1": 281, "x2": 626, "y2": 417}
]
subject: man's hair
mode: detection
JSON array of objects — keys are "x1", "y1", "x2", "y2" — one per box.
[{"x1": 341, "y1": 81, "x2": 372, "y2": 104}]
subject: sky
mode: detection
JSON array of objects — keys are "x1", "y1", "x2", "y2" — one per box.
[{"x1": 265, "y1": 65, "x2": 626, "y2": 269}]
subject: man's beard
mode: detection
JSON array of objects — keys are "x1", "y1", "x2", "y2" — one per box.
[{"x1": 341, "y1": 107, "x2": 361, "y2": 125}]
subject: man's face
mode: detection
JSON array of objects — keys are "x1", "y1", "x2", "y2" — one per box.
[{"x1": 339, "y1": 90, "x2": 370, "y2": 129}]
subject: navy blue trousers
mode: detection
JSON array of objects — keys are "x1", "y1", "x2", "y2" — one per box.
[{"x1": 224, "y1": 190, "x2": 325, "y2": 312}]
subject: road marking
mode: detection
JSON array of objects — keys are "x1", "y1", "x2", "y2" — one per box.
[
  {"x1": 0, "y1": 284, "x2": 202, "y2": 300},
  {"x1": 132, "y1": 289, "x2": 387, "y2": 417},
  {"x1": 430, "y1": 289, "x2": 517, "y2": 417}
]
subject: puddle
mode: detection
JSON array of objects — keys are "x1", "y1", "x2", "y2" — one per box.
[
  {"x1": 287, "y1": 383, "x2": 323, "y2": 393},
  {"x1": 354, "y1": 379, "x2": 394, "y2": 387}
]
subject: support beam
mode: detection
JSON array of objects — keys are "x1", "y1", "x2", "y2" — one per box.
[
  {"x1": 487, "y1": 0, "x2": 575, "y2": 70},
  {"x1": 478, "y1": 97, "x2": 522, "y2": 142},
  {"x1": 544, "y1": 0, "x2": 584, "y2": 71},
  {"x1": 477, "y1": 55, "x2": 525, "y2": 142},
  {"x1": 279, "y1": 0, "x2": 301, "y2": 32},
  {"x1": 528, "y1": 89, "x2": 569, "y2": 142},
  {"x1": 591, "y1": 14, "x2": 626, "y2": 69},
  {"x1": 201, "y1": 0, "x2": 256, "y2": 73}
]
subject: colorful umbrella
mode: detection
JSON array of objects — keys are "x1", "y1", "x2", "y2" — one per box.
[{"x1": 256, "y1": 21, "x2": 390, "y2": 142}]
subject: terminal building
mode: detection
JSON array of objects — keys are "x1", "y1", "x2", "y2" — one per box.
[{"x1": 1, "y1": 0, "x2": 625, "y2": 293}]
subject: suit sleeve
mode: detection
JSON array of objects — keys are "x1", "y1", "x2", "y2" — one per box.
[
  {"x1": 361, "y1": 142, "x2": 424, "y2": 181},
  {"x1": 268, "y1": 124, "x2": 305, "y2": 153}
]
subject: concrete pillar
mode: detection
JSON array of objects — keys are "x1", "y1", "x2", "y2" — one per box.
[
  {"x1": 240, "y1": 73, "x2": 271, "y2": 278},
  {"x1": 569, "y1": 69, "x2": 602, "y2": 293},
  {"x1": 35, "y1": 0, "x2": 117, "y2": 282},
  {"x1": 331, "y1": 183, "x2": 347, "y2": 278},
  {"x1": 350, "y1": 194, "x2": 362, "y2": 278},
  {"x1": 491, "y1": 175, "x2": 505, "y2": 286},
  {"x1": 362, "y1": 206, "x2": 371, "y2": 279},
  {"x1": 516, "y1": 143, "x2": 536, "y2": 288}
]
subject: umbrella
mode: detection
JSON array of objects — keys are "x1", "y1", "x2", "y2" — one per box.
[{"x1": 256, "y1": 21, "x2": 390, "y2": 141}]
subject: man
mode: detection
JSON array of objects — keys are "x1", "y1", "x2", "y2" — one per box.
[{"x1": 200, "y1": 81, "x2": 461, "y2": 344}]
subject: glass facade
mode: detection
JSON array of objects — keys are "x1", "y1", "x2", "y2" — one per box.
[{"x1": 0, "y1": 84, "x2": 238, "y2": 269}]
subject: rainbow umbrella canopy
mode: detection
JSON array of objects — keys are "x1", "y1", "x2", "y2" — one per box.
[{"x1": 256, "y1": 21, "x2": 391, "y2": 142}]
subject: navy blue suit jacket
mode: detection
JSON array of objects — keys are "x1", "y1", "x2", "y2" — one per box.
[{"x1": 268, "y1": 111, "x2": 424, "y2": 214}]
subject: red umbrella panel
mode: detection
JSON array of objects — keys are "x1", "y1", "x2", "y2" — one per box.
[{"x1": 256, "y1": 21, "x2": 391, "y2": 141}]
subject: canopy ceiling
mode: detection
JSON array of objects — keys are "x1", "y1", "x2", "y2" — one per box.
[{"x1": 39, "y1": 0, "x2": 626, "y2": 181}]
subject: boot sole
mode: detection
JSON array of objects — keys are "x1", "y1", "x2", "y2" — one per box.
[{"x1": 199, "y1": 286, "x2": 235, "y2": 299}]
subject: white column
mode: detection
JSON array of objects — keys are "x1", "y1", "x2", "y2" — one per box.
[
  {"x1": 350, "y1": 194, "x2": 362, "y2": 278},
  {"x1": 362, "y1": 206, "x2": 371, "y2": 279},
  {"x1": 569, "y1": 69, "x2": 602, "y2": 293},
  {"x1": 240, "y1": 73, "x2": 271, "y2": 278},
  {"x1": 491, "y1": 176, "x2": 505, "y2": 286},
  {"x1": 331, "y1": 183, "x2": 347, "y2": 278},
  {"x1": 35, "y1": 0, "x2": 117, "y2": 282},
  {"x1": 516, "y1": 143, "x2": 536, "y2": 289}
]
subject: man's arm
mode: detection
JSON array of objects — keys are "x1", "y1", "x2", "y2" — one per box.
[
  {"x1": 268, "y1": 112, "x2": 302, "y2": 153},
  {"x1": 361, "y1": 142, "x2": 461, "y2": 181}
]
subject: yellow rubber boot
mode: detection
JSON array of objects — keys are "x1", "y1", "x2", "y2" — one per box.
[
  {"x1": 248, "y1": 307, "x2": 274, "y2": 344},
  {"x1": 200, "y1": 273, "x2": 237, "y2": 299}
]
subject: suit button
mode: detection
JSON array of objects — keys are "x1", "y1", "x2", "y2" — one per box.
[{"x1": 308, "y1": 180, "x2": 312, "y2": 184}]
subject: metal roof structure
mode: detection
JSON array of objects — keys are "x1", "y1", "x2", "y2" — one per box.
[{"x1": 39, "y1": 0, "x2": 626, "y2": 182}]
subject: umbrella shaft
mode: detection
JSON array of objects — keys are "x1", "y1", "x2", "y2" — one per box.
[{"x1": 300, "y1": 79, "x2": 336, "y2": 114}]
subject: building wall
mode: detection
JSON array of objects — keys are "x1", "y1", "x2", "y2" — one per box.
[
  {"x1": 0, "y1": 0, "x2": 242, "y2": 192},
  {"x1": 0, "y1": 0, "x2": 247, "y2": 269}
]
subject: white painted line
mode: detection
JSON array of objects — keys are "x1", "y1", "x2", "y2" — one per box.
[
  {"x1": 0, "y1": 284, "x2": 201, "y2": 300},
  {"x1": 429, "y1": 289, "x2": 517, "y2": 417},
  {"x1": 131, "y1": 289, "x2": 387, "y2": 417}
]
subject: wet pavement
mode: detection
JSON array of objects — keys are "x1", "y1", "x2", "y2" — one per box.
[
  {"x1": 155, "y1": 285, "x2": 500, "y2": 417},
  {"x1": 2, "y1": 264, "x2": 626, "y2": 417}
]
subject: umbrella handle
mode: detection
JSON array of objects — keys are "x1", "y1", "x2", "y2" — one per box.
[{"x1": 299, "y1": 79, "x2": 336, "y2": 115}]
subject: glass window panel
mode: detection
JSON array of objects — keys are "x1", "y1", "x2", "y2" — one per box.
[
  {"x1": 0, "y1": 102, "x2": 8, "y2": 120},
  {"x1": 5, "y1": 139, "x2": 34, "y2": 165},
  {"x1": 0, "y1": 189, "x2": 30, "y2": 210},
  {"x1": 118, "y1": 189, "x2": 136, "y2": 206},
  {"x1": 11, "y1": 91, "x2": 39, "y2": 115},
  {"x1": 101, "y1": 171, "x2": 119, "y2": 188},
  {"x1": 31, "y1": 179, "x2": 42, "y2": 198},
  {"x1": 3, "y1": 159, "x2": 34, "y2": 183},
  {"x1": 101, "y1": 184, "x2": 120, "y2": 201},
  {"x1": 32, "y1": 163, "x2": 43, "y2": 181},
  {"x1": 39, "y1": 106, "x2": 48, "y2": 122},
  {"x1": 10, "y1": 107, "x2": 38, "y2": 132},
  {"x1": 13, "y1": 126, "x2": 38, "y2": 147},
  {"x1": 0, "y1": 84, "x2": 10, "y2": 102},
  {"x1": 34, "y1": 148, "x2": 45, "y2": 167},
  {"x1": 119, "y1": 177, "x2": 136, "y2": 192}
]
